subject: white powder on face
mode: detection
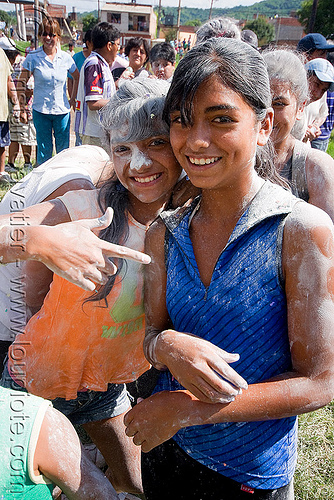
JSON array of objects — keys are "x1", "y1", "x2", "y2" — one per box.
[{"x1": 130, "y1": 145, "x2": 153, "y2": 171}]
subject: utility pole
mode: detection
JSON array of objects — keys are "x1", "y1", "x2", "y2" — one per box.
[
  {"x1": 209, "y1": 0, "x2": 214, "y2": 19},
  {"x1": 176, "y1": 0, "x2": 181, "y2": 42},
  {"x1": 34, "y1": 0, "x2": 39, "y2": 48},
  {"x1": 97, "y1": 0, "x2": 101, "y2": 22},
  {"x1": 308, "y1": 0, "x2": 319, "y2": 33},
  {"x1": 157, "y1": 0, "x2": 162, "y2": 39}
]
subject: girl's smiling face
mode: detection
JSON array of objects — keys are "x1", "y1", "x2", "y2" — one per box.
[
  {"x1": 111, "y1": 135, "x2": 182, "y2": 206},
  {"x1": 169, "y1": 75, "x2": 272, "y2": 191}
]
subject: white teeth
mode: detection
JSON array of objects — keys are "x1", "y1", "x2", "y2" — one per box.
[
  {"x1": 134, "y1": 173, "x2": 160, "y2": 183},
  {"x1": 188, "y1": 157, "x2": 219, "y2": 165}
]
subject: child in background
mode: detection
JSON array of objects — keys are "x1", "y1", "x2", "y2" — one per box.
[{"x1": 150, "y1": 42, "x2": 176, "y2": 82}]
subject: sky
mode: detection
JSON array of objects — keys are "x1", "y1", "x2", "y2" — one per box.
[{"x1": 0, "y1": 0, "x2": 257, "y2": 14}]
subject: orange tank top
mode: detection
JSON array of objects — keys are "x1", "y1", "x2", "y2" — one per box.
[{"x1": 8, "y1": 190, "x2": 150, "y2": 400}]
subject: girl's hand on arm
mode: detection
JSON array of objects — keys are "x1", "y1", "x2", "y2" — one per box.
[
  {"x1": 144, "y1": 221, "x2": 247, "y2": 404},
  {"x1": 124, "y1": 391, "x2": 200, "y2": 452},
  {"x1": 153, "y1": 329, "x2": 248, "y2": 403}
]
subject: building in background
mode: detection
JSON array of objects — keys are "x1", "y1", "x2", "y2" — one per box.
[{"x1": 101, "y1": 2, "x2": 157, "y2": 44}]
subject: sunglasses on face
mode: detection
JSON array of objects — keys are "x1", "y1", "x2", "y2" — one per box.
[{"x1": 42, "y1": 32, "x2": 57, "y2": 38}]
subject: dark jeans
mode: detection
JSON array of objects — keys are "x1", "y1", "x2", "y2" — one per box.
[
  {"x1": 142, "y1": 438, "x2": 294, "y2": 500},
  {"x1": 311, "y1": 137, "x2": 330, "y2": 152}
]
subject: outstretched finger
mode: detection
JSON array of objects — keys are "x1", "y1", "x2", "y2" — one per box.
[
  {"x1": 102, "y1": 241, "x2": 151, "y2": 265},
  {"x1": 73, "y1": 276, "x2": 97, "y2": 292}
]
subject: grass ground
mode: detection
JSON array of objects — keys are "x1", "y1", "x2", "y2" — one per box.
[
  {"x1": 15, "y1": 39, "x2": 81, "y2": 55},
  {"x1": 295, "y1": 403, "x2": 334, "y2": 499}
]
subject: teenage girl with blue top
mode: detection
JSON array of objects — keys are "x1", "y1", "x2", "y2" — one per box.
[{"x1": 124, "y1": 38, "x2": 334, "y2": 499}]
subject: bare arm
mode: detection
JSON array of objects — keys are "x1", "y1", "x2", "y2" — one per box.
[
  {"x1": 16, "y1": 68, "x2": 31, "y2": 123},
  {"x1": 125, "y1": 203, "x2": 334, "y2": 451},
  {"x1": 69, "y1": 68, "x2": 80, "y2": 109},
  {"x1": 34, "y1": 407, "x2": 118, "y2": 499},
  {"x1": 67, "y1": 75, "x2": 74, "y2": 100},
  {"x1": 7, "y1": 75, "x2": 19, "y2": 107},
  {"x1": 87, "y1": 99, "x2": 110, "y2": 111},
  {"x1": 305, "y1": 148, "x2": 334, "y2": 222}
]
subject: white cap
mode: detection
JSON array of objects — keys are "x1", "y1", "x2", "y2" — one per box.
[{"x1": 0, "y1": 35, "x2": 16, "y2": 50}]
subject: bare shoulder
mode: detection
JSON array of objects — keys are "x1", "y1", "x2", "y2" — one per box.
[
  {"x1": 305, "y1": 147, "x2": 334, "y2": 178},
  {"x1": 283, "y1": 200, "x2": 334, "y2": 266},
  {"x1": 43, "y1": 179, "x2": 95, "y2": 202},
  {"x1": 285, "y1": 200, "x2": 333, "y2": 235},
  {"x1": 304, "y1": 149, "x2": 334, "y2": 221}
]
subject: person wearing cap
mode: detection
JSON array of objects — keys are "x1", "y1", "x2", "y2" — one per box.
[
  {"x1": 292, "y1": 57, "x2": 334, "y2": 143},
  {"x1": 297, "y1": 33, "x2": 334, "y2": 61},
  {"x1": 297, "y1": 33, "x2": 334, "y2": 149},
  {"x1": 0, "y1": 33, "x2": 16, "y2": 51},
  {"x1": 307, "y1": 57, "x2": 334, "y2": 151}
]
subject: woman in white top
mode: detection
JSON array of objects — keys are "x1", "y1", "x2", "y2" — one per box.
[{"x1": 18, "y1": 17, "x2": 79, "y2": 165}]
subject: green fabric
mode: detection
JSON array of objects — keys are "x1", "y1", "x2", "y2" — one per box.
[{"x1": 0, "y1": 386, "x2": 53, "y2": 499}]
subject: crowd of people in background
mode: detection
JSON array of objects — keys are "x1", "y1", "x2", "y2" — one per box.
[
  {"x1": 1, "y1": 17, "x2": 333, "y2": 183},
  {"x1": 0, "y1": 14, "x2": 333, "y2": 500}
]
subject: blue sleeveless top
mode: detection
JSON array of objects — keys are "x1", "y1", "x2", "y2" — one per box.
[{"x1": 156, "y1": 181, "x2": 300, "y2": 489}]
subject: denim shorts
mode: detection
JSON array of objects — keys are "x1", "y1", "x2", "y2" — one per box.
[
  {"x1": 1, "y1": 364, "x2": 131, "y2": 425},
  {"x1": 0, "y1": 121, "x2": 10, "y2": 147}
]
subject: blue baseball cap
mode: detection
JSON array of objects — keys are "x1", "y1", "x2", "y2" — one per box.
[
  {"x1": 297, "y1": 33, "x2": 334, "y2": 53},
  {"x1": 305, "y1": 58, "x2": 334, "y2": 91}
]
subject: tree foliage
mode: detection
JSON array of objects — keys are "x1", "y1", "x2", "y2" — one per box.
[
  {"x1": 298, "y1": 0, "x2": 334, "y2": 37},
  {"x1": 0, "y1": 10, "x2": 15, "y2": 27},
  {"x1": 244, "y1": 17, "x2": 275, "y2": 45},
  {"x1": 185, "y1": 19, "x2": 202, "y2": 27},
  {"x1": 82, "y1": 13, "x2": 98, "y2": 32},
  {"x1": 165, "y1": 29, "x2": 178, "y2": 43},
  {"x1": 154, "y1": 0, "x2": 303, "y2": 25}
]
